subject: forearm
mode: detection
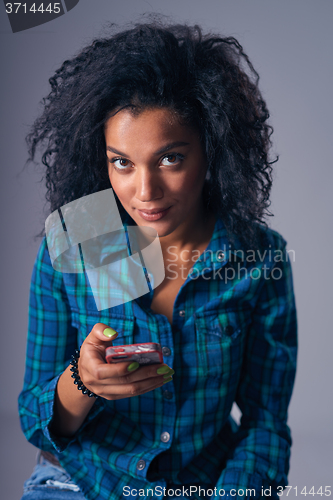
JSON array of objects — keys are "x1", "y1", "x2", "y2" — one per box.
[{"x1": 50, "y1": 365, "x2": 96, "y2": 437}]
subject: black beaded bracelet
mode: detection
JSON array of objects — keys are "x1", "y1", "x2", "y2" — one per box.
[{"x1": 70, "y1": 349, "x2": 100, "y2": 399}]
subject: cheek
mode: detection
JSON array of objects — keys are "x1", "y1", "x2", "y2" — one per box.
[
  {"x1": 108, "y1": 171, "x2": 131, "y2": 205},
  {"x1": 114, "y1": 185, "x2": 131, "y2": 206},
  {"x1": 174, "y1": 166, "x2": 206, "y2": 195}
]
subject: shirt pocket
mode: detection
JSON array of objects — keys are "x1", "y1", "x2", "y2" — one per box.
[
  {"x1": 71, "y1": 313, "x2": 135, "y2": 347},
  {"x1": 195, "y1": 309, "x2": 249, "y2": 380}
]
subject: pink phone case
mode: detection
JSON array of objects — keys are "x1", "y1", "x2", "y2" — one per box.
[{"x1": 105, "y1": 342, "x2": 163, "y2": 365}]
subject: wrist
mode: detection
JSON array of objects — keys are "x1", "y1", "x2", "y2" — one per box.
[
  {"x1": 71, "y1": 349, "x2": 100, "y2": 399},
  {"x1": 51, "y1": 364, "x2": 96, "y2": 438}
]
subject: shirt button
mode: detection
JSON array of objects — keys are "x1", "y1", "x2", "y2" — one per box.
[
  {"x1": 136, "y1": 459, "x2": 146, "y2": 471},
  {"x1": 179, "y1": 310, "x2": 185, "y2": 317},
  {"x1": 162, "y1": 346, "x2": 171, "y2": 356},
  {"x1": 160, "y1": 432, "x2": 170, "y2": 443},
  {"x1": 163, "y1": 390, "x2": 173, "y2": 400},
  {"x1": 217, "y1": 251, "x2": 225, "y2": 261}
]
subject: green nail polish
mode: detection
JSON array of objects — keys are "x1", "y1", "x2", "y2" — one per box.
[
  {"x1": 103, "y1": 328, "x2": 117, "y2": 338},
  {"x1": 157, "y1": 366, "x2": 171, "y2": 375},
  {"x1": 163, "y1": 372, "x2": 174, "y2": 380},
  {"x1": 127, "y1": 362, "x2": 139, "y2": 372},
  {"x1": 163, "y1": 376, "x2": 173, "y2": 384}
]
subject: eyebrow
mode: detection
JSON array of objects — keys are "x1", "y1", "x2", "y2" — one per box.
[{"x1": 106, "y1": 141, "x2": 190, "y2": 157}]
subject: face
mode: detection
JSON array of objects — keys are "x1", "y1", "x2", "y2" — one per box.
[{"x1": 105, "y1": 107, "x2": 208, "y2": 239}]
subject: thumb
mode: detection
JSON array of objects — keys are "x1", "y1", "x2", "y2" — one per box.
[{"x1": 86, "y1": 323, "x2": 119, "y2": 350}]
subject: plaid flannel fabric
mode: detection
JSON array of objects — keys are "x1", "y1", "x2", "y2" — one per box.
[{"x1": 19, "y1": 218, "x2": 297, "y2": 500}]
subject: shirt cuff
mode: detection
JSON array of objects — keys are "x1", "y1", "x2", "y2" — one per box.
[{"x1": 39, "y1": 374, "x2": 105, "y2": 453}]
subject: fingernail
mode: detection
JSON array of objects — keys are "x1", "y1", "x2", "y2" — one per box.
[
  {"x1": 163, "y1": 371, "x2": 174, "y2": 379},
  {"x1": 163, "y1": 376, "x2": 173, "y2": 384},
  {"x1": 127, "y1": 362, "x2": 139, "y2": 372},
  {"x1": 157, "y1": 366, "x2": 171, "y2": 375},
  {"x1": 103, "y1": 328, "x2": 117, "y2": 338}
]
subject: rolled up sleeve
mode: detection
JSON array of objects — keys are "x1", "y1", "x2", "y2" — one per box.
[
  {"x1": 214, "y1": 242, "x2": 297, "y2": 498},
  {"x1": 18, "y1": 238, "x2": 103, "y2": 453}
]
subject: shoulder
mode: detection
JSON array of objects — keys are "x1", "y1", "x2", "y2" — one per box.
[
  {"x1": 255, "y1": 223, "x2": 287, "y2": 252},
  {"x1": 31, "y1": 236, "x2": 54, "y2": 277},
  {"x1": 213, "y1": 217, "x2": 288, "y2": 253},
  {"x1": 30, "y1": 236, "x2": 69, "y2": 298}
]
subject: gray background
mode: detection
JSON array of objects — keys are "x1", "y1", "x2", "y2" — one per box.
[{"x1": 1, "y1": 0, "x2": 332, "y2": 498}]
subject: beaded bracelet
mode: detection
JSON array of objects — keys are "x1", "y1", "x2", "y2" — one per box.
[{"x1": 70, "y1": 349, "x2": 100, "y2": 399}]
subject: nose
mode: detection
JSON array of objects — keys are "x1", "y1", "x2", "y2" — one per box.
[{"x1": 135, "y1": 167, "x2": 163, "y2": 202}]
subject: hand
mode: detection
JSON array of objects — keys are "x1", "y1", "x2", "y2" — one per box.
[{"x1": 78, "y1": 323, "x2": 174, "y2": 400}]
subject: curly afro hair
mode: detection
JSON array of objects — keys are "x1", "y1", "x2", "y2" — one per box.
[{"x1": 26, "y1": 18, "x2": 276, "y2": 249}]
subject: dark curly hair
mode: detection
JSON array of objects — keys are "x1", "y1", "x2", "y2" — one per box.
[{"x1": 26, "y1": 18, "x2": 276, "y2": 249}]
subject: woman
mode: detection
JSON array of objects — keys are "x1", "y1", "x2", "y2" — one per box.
[{"x1": 19, "y1": 20, "x2": 297, "y2": 500}]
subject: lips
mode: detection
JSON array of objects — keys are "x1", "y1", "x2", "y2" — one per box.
[
  {"x1": 136, "y1": 206, "x2": 171, "y2": 221},
  {"x1": 137, "y1": 207, "x2": 169, "y2": 214}
]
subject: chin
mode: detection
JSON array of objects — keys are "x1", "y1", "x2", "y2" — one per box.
[{"x1": 134, "y1": 218, "x2": 176, "y2": 237}]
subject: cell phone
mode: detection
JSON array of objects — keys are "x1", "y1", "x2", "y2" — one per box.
[{"x1": 105, "y1": 342, "x2": 163, "y2": 365}]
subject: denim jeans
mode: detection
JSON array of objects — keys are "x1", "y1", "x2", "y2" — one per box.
[
  {"x1": 21, "y1": 456, "x2": 87, "y2": 499},
  {"x1": 21, "y1": 455, "x2": 201, "y2": 499}
]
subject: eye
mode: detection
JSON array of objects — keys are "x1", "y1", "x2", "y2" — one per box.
[
  {"x1": 110, "y1": 158, "x2": 132, "y2": 170},
  {"x1": 160, "y1": 153, "x2": 184, "y2": 166}
]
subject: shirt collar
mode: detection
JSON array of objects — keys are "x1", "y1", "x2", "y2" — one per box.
[{"x1": 193, "y1": 217, "x2": 245, "y2": 273}]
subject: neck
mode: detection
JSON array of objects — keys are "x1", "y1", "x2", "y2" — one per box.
[{"x1": 159, "y1": 203, "x2": 216, "y2": 258}]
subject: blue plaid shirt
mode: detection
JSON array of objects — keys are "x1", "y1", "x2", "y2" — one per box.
[{"x1": 18, "y1": 218, "x2": 297, "y2": 500}]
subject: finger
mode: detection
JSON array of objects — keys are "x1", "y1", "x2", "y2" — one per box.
[
  {"x1": 82, "y1": 359, "x2": 174, "y2": 398},
  {"x1": 78, "y1": 323, "x2": 119, "y2": 387},
  {"x1": 86, "y1": 362, "x2": 174, "y2": 385},
  {"x1": 86, "y1": 322, "x2": 118, "y2": 346},
  {"x1": 98, "y1": 372, "x2": 173, "y2": 400},
  {"x1": 82, "y1": 323, "x2": 119, "y2": 361}
]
